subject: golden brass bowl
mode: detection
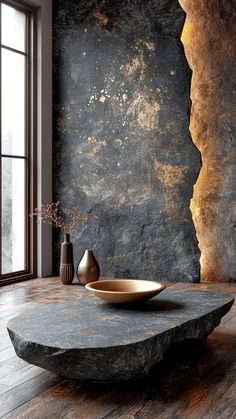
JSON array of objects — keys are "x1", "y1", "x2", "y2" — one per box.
[{"x1": 85, "y1": 279, "x2": 166, "y2": 304}]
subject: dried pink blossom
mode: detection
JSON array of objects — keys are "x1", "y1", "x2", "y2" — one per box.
[{"x1": 30, "y1": 202, "x2": 90, "y2": 234}]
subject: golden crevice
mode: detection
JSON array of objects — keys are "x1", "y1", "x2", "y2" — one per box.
[
  {"x1": 179, "y1": 0, "x2": 236, "y2": 282},
  {"x1": 179, "y1": 0, "x2": 204, "y2": 281}
]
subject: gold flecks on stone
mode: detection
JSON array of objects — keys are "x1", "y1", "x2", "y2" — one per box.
[
  {"x1": 154, "y1": 160, "x2": 187, "y2": 188},
  {"x1": 92, "y1": 7, "x2": 109, "y2": 27},
  {"x1": 125, "y1": 57, "x2": 141, "y2": 75},
  {"x1": 127, "y1": 93, "x2": 160, "y2": 131},
  {"x1": 99, "y1": 95, "x2": 106, "y2": 103}
]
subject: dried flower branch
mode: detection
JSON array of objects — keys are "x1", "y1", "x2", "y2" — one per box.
[{"x1": 30, "y1": 202, "x2": 90, "y2": 234}]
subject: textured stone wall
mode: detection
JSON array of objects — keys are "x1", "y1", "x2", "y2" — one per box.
[
  {"x1": 180, "y1": 0, "x2": 236, "y2": 282},
  {"x1": 53, "y1": 0, "x2": 201, "y2": 282}
]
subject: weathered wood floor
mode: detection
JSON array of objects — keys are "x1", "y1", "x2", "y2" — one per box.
[{"x1": 0, "y1": 277, "x2": 235, "y2": 418}]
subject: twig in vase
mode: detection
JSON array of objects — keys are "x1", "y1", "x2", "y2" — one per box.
[{"x1": 30, "y1": 202, "x2": 90, "y2": 234}]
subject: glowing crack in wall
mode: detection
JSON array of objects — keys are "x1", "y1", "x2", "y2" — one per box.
[{"x1": 179, "y1": 0, "x2": 236, "y2": 282}]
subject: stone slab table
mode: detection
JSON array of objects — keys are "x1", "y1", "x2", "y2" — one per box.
[{"x1": 7, "y1": 286, "x2": 234, "y2": 382}]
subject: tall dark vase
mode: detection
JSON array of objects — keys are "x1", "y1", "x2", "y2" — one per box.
[
  {"x1": 59, "y1": 234, "x2": 74, "y2": 285},
  {"x1": 76, "y1": 249, "x2": 100, "y2": 285}
]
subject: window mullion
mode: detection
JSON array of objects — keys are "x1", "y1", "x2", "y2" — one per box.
[{"x1": 0, "y1": 3, "x2": 2, "y2": 276}]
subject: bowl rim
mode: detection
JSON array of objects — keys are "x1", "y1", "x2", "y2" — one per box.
[{"x1": 85, "y1": 279, "x2": 166, "y2": 295}]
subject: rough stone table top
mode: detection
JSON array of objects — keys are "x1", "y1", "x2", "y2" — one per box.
[{"x1": 7, "y1": 286, "x2": 234, "y2": 382}]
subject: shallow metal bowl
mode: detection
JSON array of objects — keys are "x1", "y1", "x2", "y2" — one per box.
[{"x1": 85, "y1": 279, "x2": 166, "y2": 304}]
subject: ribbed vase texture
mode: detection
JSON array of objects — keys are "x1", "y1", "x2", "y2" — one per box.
[
  {"x1": 60, "y1": 264, "x2": 74, "y2": 285},
  {"x1": 60, "y1": 234, "x2": 74, "y2": 285}
]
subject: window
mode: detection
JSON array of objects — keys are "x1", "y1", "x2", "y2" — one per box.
[{"x1": 0, "y1": 0, "x2": 36, "y2": 284}]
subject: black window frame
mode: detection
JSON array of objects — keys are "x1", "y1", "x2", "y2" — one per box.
[{"x1": 0, "y1": 0, "x2": 37, "y2": 285}]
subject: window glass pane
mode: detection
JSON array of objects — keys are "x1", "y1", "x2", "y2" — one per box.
[
  {"x1": 1, "y1": 49, "x2": 25, "y2": 156},
  {"x1": 1, "y1": 158, "x2": 26, "y2": 274},
  {"x1": 1, "y1": 3, "x2": 26, "y2": 52}
]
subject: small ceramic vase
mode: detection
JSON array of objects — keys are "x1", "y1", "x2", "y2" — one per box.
[
  {"x1": 59, "y1": 234, "x2": 74, "y2": 285},
  {"x1": 76, "y1": 249, "x2": 100, "y2": 285}
]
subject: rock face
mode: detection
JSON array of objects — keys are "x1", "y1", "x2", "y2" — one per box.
[
  {"x1": 53, "y1": 0, "x2": 201, "y2": 282},
  {"x1": 7, "y1": 287, "x2": 234, "y2": 382},
  {"x1": 180, "y1": 0, "x2": 236, "y2": 282}
]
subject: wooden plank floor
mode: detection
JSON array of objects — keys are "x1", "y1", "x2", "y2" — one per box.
[{"x1": 0, "y1": 278, "x2": 235, "y2": 418}]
